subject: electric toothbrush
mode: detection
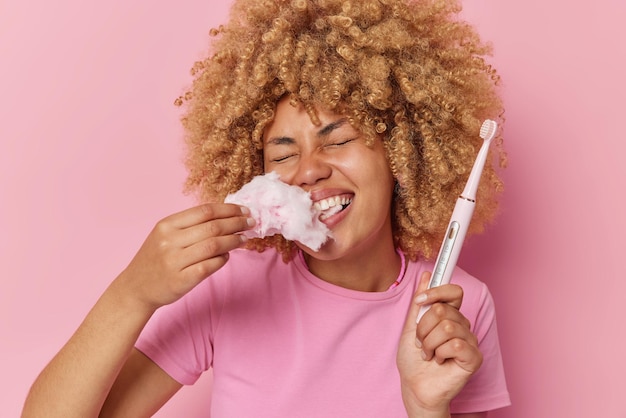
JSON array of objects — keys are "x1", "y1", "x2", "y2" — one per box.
[{"x1": 416, "y1": 119, "x2": 498, "y2": 323}]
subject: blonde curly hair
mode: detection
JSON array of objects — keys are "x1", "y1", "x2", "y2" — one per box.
[{"x1": 176, "y1": 0, "x2": 505, "y2": 262}]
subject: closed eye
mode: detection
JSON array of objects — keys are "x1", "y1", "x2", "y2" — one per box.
[
  {"x1": 325, "y1": 138, "x2": 356, "y2": 148},
  {"x1": 265, "y1": 136, "x2": 297, "y2": 163},
  {"x1": 270, "y1": 153, "x2": 297, "y2": 163}
]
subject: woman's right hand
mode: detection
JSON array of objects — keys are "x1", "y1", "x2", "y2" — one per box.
[
  {"x1": 114, "y1": 203, "x2": 255, "y2": 311},
  {"x1": 22, "y1": 202, "x2": 254, "y2": 418}
]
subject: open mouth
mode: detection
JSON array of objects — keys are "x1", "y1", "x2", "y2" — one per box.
[{"x1": 314, "y1": 195, "x2": 353, "y2": 221}]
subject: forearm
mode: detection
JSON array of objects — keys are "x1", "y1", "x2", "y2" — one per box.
[{"x1": 22, "y1": 276, "x2": 155, "y2": 418}]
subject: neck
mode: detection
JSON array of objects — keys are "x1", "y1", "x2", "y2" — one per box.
[{"x1": 303, "y1": 242, "x2": 402, "y2": 292}]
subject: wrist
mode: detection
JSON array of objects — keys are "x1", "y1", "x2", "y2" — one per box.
[
  {"x1": 401, "y1": 387, "x2": 451, "y2": 418},
  {"x1": 405, "y1": 403, "x2": 450, "y2": 418},
  {"x1": 406, "y1": 409, "x2": 450, "y2": 418},
  {"x1": 107, "y1": 271, "x2": 159, "y2": 319}
]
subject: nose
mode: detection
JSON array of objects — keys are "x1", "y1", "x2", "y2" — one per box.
[{"x1": 292, "y1": 151, "x2": 332, "y2": 187}]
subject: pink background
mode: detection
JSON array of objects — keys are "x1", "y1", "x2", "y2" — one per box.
[{"x1": 1, "y1": 0, "x2": 624, "y2": 416}]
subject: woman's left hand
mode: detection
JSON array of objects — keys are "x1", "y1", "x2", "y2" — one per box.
[{"x1": 396, "y1": 272, "x2": 483, "y2": 417}]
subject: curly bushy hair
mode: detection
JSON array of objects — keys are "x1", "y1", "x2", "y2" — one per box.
[{"x1": 176, "y1": 0, "x2": 505, "y2": 261}]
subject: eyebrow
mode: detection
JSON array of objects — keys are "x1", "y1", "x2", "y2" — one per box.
[
  {"x1": 266, "y1": 136, "x2": 295, "y2": 146},
  {"x1": 317, "y1": 118, "x2": 348, "y2": 137},
  {"x1": 265, "y1": 118, "x2": 349, "y2": 145}
]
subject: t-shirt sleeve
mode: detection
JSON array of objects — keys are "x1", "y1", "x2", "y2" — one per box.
[
  {"x1": 450, "y1": 280, "x2": 511, "y2": 413},
  {"x1": 135, "y1": 280, "x2": 217, "y2": 385}
]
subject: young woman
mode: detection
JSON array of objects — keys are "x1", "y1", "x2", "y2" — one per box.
[{"x1": 22, "y1": 0, "x2": 510, "y2": 416}]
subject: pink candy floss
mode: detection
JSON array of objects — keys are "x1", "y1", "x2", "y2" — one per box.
[{"x1": 224, "y1": 172, "x2": 333, "y2": 251}]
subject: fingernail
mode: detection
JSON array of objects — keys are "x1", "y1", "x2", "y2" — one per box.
[
  {"x1": 239, "y1": 234, "x2": 248, "y2": 243},
  {"x1": 414, "y1": 293, "x2": 427, "y2": 304},
  {"x1": 240, "y1": 206, "x2": 250, "y2": 215},
  {"x1": 246, "y1": 217, "x2": 256, "y2": 227},
  {"x1": 420, "y1": 350, "x2": 427, "y2": 360},
  {"x1": 415, "y1": 338, "x2": 422, "y2": 348}
]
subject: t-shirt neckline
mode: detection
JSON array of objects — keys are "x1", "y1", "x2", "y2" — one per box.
[{"x1": 293, "y1": 249, "x2": 417, "y2": 301}]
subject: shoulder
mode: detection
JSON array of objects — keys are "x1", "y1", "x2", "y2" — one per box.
[
  {"x1": 450, "y1": 266, "x2": 491, "y2": 310},
  {"x1": 449, "y1": 266, "x2": 498, "y2": 340}
]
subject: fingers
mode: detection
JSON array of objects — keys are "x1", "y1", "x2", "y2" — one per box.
[
  {"x1": 178, "y1": 233, "x2": 247, "y2": 272},
  {"x1": 397, "y1": 273, "x2": 483, "y2": 406},
  {"x1": 426, "y1": 335, "x2": 483, "y2": 372},
  {"x1": 418, "y1": 283, "x2": 465, "y2": 311},
  {"x1": 415, "y1": 277, "x2": 465, "y2": 325},
  {"x1": 148, "y1": 202, "x2": 255, "y2": 277},
  {"x1": 165, "y1": 203, "x2": 251, "y2": 230},
  {"x1": 411, "y1": 277, "x2": 478, "y2": 369},
  {"x1": 417, "y1": 307, "x2": 476, "y2": 361},
  {"x1": 178, "y1": 210, "x2": 255, "y2": 249},
  {"x1": 157, "y1": 203, "x2": 255, "y2": 276},
  {"x1": 154, "y1": 203, "x2": 254, "y2": 247},
  {"x1": 416, "y1": 270, "x2": 431, "y2": 294},
  {"x1": 119, "y1": 203, "x2": 257, "y2": 310}
]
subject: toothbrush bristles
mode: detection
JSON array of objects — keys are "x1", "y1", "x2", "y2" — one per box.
[{"x1": 479, "y1": 119, "x2": 498, "y2": 141}]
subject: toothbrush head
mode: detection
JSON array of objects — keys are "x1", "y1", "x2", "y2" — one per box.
[
  {"x1": 459, "y1": 119, "x2": 497, "y2": 200},
  {"x1": 479, "y1": 119, "x2": 498, "y2": 142}
]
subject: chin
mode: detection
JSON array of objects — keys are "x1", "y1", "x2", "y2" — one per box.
[
  {"x1": 297, "y1": 239, "x2": 335, "y2": 259},
  {"x1": 297, "y1": 236, "x2": 355, "y2": 262}
]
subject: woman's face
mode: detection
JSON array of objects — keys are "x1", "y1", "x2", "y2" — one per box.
[{"x1": 263, "y1": 98, "x2": 396, "y2": 261}]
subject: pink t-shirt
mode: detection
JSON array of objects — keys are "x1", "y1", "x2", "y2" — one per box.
[{"x1": 136, "y1": 248, "x2": 510, "y2": 416}]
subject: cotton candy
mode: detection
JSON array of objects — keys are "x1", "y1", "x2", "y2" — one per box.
[{"x1": 224, "y1": 172, "x2": 333, "y2": 251}]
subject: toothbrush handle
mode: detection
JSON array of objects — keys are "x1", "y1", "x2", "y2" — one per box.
[{"x1": 416, "y1": 197, "x2": 475, "y2": 323}]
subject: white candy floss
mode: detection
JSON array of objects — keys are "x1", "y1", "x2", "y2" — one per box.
[{"x1": 224, "y1": 172, "x2": 332, "y2": 251}]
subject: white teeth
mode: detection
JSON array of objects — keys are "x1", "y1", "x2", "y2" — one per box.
[
  {"x1": 319, "y1": 205, "x2": 342, "y2": 221},
  {"x1": 314, "y1": 196, "x2": 352, "y2": 219}
]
